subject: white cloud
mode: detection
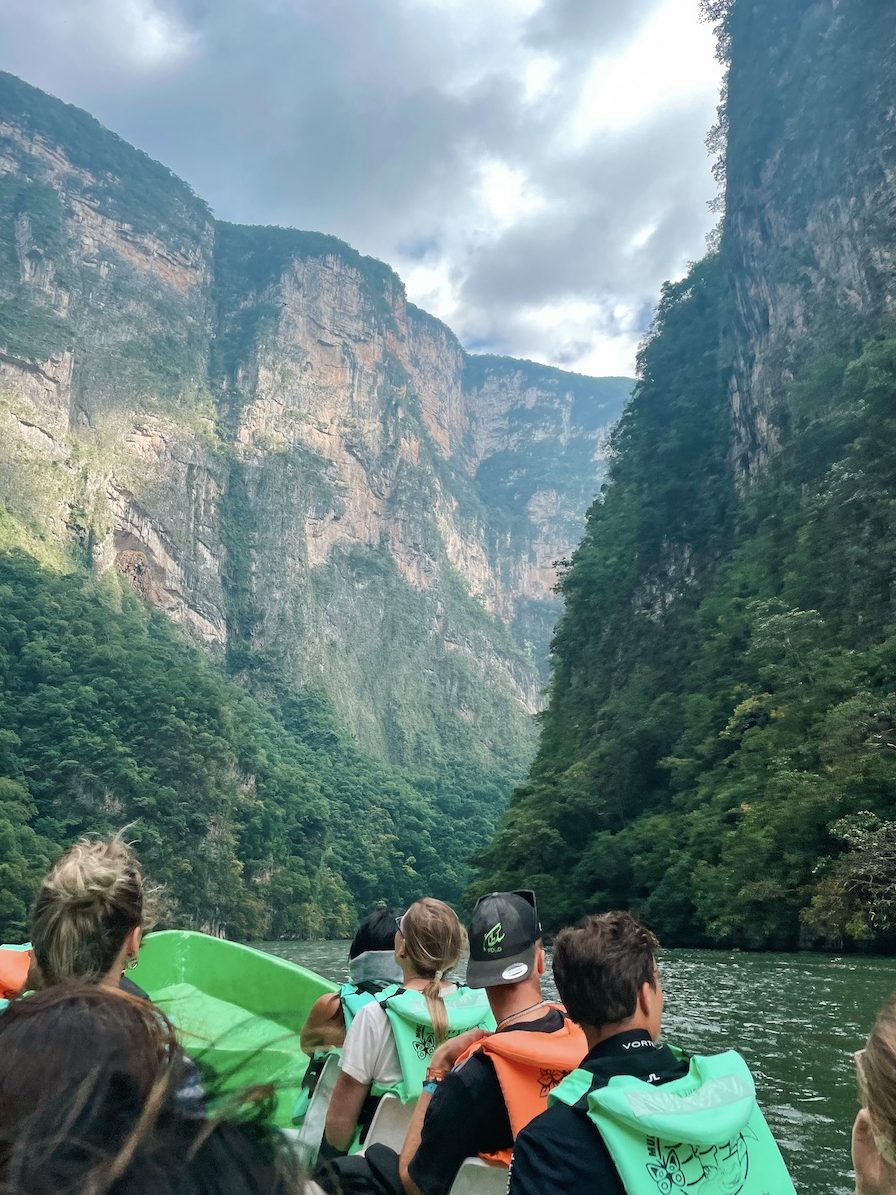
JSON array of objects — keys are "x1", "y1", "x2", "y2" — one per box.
[{"x1": 0, "y1": 0, "x2": 723, "y2": 377}]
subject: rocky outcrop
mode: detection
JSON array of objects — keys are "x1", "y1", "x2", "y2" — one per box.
[
  {"x1": 723, "y1": 0, "x2": 896, "y2": 479},
  {"x1": 0, "y1": 71, "x2": 630, "y2": 769}
]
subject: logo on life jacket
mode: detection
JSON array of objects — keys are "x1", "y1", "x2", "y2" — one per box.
[
  {"x1": 537, "y1": 1069, "x2": 567, "y2": 1098},
  {"x1": 644, "y1": 1129, "x2": 754, "y2": 1195},
  {"x1": 483, "y1": 922, "x2": 505, "y2": 952},
  {"x1": 413, "y1": 1023, "x2": 436, "y2": 1059}
]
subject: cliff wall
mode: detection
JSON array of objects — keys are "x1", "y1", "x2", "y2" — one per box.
[
  {"x1": 0, "y1": 72, "x2": 629, "y2": 770},
  {"x1": 723, "y1": 0, "x2": 896, "y2": 477}
]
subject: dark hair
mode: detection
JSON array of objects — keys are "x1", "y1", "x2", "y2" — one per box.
[
  {"x1": 349, "y1": 908, "x2": 403, "y2": 959},
  {"x1": 0, "y1": 985, "x2": 304, "y2": 1195},
  {"x1": 552, "y1": 911, "x2": 660, "y2": 1030}
]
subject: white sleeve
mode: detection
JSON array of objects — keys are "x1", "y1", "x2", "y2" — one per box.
[{"x1": 339, "y1": 1000, "x2": 400, "y2": 1087}]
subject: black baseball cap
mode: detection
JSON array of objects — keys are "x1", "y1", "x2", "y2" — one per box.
[{"x1": 465, "y1": 890, "x2": 541, "y2": 988}]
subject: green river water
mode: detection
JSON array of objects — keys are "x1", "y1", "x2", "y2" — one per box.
[{"x1": 255, "y1": 940, "x2": 896, "y2": 1194}]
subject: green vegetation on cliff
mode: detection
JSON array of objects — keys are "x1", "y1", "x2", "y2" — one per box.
[
  {"x1": 477, "y1": 0, "x2": 896, "y2": 949},
  {"x1": 0, "y1": 546, "x2": 503, "y2": 941}
]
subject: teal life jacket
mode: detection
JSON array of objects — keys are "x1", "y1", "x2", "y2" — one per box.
[
  {"x1": 550, "y1": 1049, "x2": 795, "y2": 1195},
  {"x1": 293, "y1": 980, "x2": 400, "y2": 1125},
  {"x1": 376, "y1": 985, "x2": 496, "y2": 1102}
]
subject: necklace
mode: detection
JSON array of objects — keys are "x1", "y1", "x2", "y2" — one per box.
[{"x1": 496, "y1": 1000, "x2": 547, "y2": 1030}]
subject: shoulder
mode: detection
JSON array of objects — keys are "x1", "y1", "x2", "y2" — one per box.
[
  {"x1": 511, "y1": 1102, "x2": 618, "y2": 1192},
  {"x1": 448, "y1": 1050, "x2": 500, "y2": 1099},
  {"x1": 307, "y1": 992, "x2": 342, "y2": 1022}
]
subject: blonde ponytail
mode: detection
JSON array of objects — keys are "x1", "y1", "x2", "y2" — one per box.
[
  {"x1": 400, "y1": 898, "x2": 466, "y2": 1044},
  {"x1": 31, "y1": 833, "x2": 155, "y2": 985}
]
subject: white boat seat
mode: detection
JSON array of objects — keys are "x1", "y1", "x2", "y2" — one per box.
[
  {"x1": 361, "y1": 1092, "x2": 418, "y2": 1153},
  {"x1": 447, "y1": 1157, "x2": 509, "y2": 1195},
  {"x1": 290, "y1": 1053, "x2": 341, "y2": 1168}
]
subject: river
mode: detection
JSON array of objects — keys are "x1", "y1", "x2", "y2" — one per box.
[{"x1": 254, "y1": 940, "x2": 896, "y2": 1194}]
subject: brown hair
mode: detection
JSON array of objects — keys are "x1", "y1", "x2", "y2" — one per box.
[
  {"x1": 858, "y1": 995, "x2": 896, "y2": 1167},
  {"x1": 552, "y1": 911, "x2": 659, "y2": 1030},
  {"x1": 0, "y1": 985, "x2": 303, "y2": 1194},
  {"x1": 0, "y1": 983, "x2": 177, "y2": 1142},
  {"x1": 31, "y1": 834, "x2": 155, "y2": 985},
  {"x1": 400, "y1": 899, "x2": 466, "y2": 1043}
]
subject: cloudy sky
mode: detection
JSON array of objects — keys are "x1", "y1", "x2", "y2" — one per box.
[{"x1": 0, "y1": 0, "x2": 723, "y2": 377}]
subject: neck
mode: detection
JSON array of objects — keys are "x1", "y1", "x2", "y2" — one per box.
[
  {"x1": 487, "y1": 981, "x2": 545, "y2": 1027},
  {"x1": 582, "y1": 1017, "x2": 655, "y2": 1053}
]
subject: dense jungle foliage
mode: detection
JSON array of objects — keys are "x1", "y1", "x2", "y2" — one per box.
[
  {"x1": 0, "y1": 546, "x2": 503, "y2": 942},
  {"x1": 475, "y1": 0, "x2": 896, "y2": 951},
  {"x1": 477, "y1": 281, "x2": 896, "y2": 949}
]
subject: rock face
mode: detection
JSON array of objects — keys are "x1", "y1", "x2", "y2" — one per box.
[
  {"x1": 723, "y1": 0, "x2": 896, "y2": 479},
  {"x1": 0, "y1": 71, "x2": 630, "y2": 769}
]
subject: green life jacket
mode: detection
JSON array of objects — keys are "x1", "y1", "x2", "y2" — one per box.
[
  {"x1": 293, "y1": 981, "x2": 400, "y2": 1125},
  {"x1": 376, "y1": 985, "x2": 496, "y2": 1102},
  {"x1": 550, "y1": 1049, "x2": 796, "y2": 1195}
]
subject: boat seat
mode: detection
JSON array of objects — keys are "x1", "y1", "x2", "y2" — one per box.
[
  {"x1": 447, "y1": 1157, "x2": 509, "y2": 1195},
  {"x1": 360, "y1": 1093, "x2": 417, "y2": 1153},
  {"x1": 290, "y1": 1053, "x2": 341, "y2": 1168}
]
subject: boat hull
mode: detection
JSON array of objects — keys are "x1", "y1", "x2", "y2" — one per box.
[{"x1": 132, "y1": 930, "x2": 336, "y2": 1127}]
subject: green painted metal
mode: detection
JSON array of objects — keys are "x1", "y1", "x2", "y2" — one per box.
[{"x1": 131, "y1": 930, "x2": 336, "y2": 1127}]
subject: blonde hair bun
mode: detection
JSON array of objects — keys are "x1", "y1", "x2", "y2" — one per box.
[{"x1": 31, "y1": 833, "x2": 155, "y2": 985}]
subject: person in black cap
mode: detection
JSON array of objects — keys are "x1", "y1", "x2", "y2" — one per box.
[
  {"x1": 393, "y1": 890, "x2": 586, "y2": 1194},
  {"x1": 316, "y1": 890, "x2": 584, "y2": 1195}
]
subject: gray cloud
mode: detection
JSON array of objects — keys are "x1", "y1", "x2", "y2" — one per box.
[{"x1": 0, "y1": 0, "x2": 720, "y2": 375}]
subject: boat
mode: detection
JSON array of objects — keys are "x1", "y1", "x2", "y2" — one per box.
[{"x1": 131, "y1": 929, "x2": 336, "y2": 1128}]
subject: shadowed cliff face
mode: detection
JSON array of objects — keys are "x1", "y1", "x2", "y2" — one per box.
[
  {"x1": 723, "y1": 0, "x2": 896, "y2": 479},
  {"x1": 0, "y1": 71, "x2": 630, "y2": 770}
]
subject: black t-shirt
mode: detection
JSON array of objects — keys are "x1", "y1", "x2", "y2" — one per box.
[
  {"x1": 408, "y1": 1009, "x2": 567, "y2": 1195},
  {"x1": 508, "y1": 1029, "x2": 689, "y2": 1195}
]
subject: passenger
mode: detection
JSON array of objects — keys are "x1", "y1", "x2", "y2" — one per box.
[
  {"x1": 509, "y1": 911, "x2": 795, "y2": 1195},
  {"x1": 0, "y1": 983, "x2": 306, "y2": 1194},
  {"x1": 301, "y1": 907, "x2": 404, "y2": 1055},
  {"x1": 30, "y1": 832, "x2": 154, "y2": 998},
  {"x1": 853, "y1": 994, "x2": 896, "y2": 1195},
  {"x1": 321, "y1": 898, "x2": 492, "y2": 1157}
]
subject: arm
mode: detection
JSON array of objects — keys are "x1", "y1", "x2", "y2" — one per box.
[
  {"x1": 324, "y1": 1070, "x2": 371, "y2": 1152},
  {"x1": 399, "y1": 1027, "x2": 489, "y2": 1195},
  {"x1": 300, "y1": 992, "x2": 345, "y2": 1055}
]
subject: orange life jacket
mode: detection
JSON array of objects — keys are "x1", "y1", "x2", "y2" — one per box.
[
  {"x1": 0, "y1": 947, "x2": 31, "y2": 1000},
  {"x1": 454, "y1": 1005, "x2": 587, "y2": 1166}
]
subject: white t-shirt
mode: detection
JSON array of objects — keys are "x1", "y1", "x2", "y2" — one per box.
[{"x1": 339, "y1": 984, "x2": 458, "y2": 1088}]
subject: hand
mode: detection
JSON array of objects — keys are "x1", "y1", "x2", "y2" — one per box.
[
  {"x1": 431, "y1": 1027, "x2": 490, "y2": 1072},
  {"x1": 852, "y1": 1108, "x2": 896, "y2": 1195}
]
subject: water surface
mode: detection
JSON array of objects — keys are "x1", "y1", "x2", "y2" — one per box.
[{"x1": 255, "y1": 940, "x2": 896, "y2": 1194}]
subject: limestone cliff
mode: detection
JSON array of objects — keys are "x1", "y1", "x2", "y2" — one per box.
[
  {"x1": 0, "y1": 71, "x2": 629, "y2": 772},
  {"x1": 722, "y1": 0, "x2": 896, "y2": 478}
]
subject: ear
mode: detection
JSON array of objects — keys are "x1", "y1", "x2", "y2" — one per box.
[
  {"x1": 535, "y1": 945, "x2": 546, "y2": 977},
  {"x1": 125, "y1": 925, "x2": 142, "y2": 960},
  {"x1": 636, "y1": 979, "x2": 653, "y2": 1019}
]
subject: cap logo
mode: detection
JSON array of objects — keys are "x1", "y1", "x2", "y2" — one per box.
[
  {"x1": 502, "y1": 962, "x2": 528, "y2": 981},
  {"x1": 483, "y1": 922, "x2": 505, "y2": 953}
]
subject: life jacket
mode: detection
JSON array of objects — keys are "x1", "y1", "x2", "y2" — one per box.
[
  {"x1": 550, "y1": 1049, "x2": 796, "y2": 1195},
  {"x1": 377, "y1": 985, "x2": 495, "y2": 1102},
  {"x1": 454, "y1": 1005, "x2": 587, "y2": 1166},
  {"x1": 293, "y1": 980, "x2": 399, "y2": 1125},
  {"x1": 0, "y1": 945, "x2": 32, "y2": 1001}
]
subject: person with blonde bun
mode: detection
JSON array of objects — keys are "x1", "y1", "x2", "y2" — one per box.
[
  {"x1": 30, "y1": 833, "x2": 154, "y2": 996},
  {"x1": 854, "y1": 996, "x2": 896, "y2": 1195},
  {"x1": 321, "y1": 898, "x2": 492, "y2": 1167}
]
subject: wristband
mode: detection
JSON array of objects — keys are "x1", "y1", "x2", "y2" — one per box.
[{"x1": 422, "y1": 1080, "x2": 440, "y2": 1095}]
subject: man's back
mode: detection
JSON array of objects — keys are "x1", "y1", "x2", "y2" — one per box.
[
  {"x1": 509, "y1": 1029, "x2": 688, "y2": 1195},
  {"x1": 409, "y1": 1009, "x2": 570, "y2": 1195}
]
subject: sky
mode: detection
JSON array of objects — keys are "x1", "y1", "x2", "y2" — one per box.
[{"x1": 0, "y1": 0, "x2": 724, "y2": 378}]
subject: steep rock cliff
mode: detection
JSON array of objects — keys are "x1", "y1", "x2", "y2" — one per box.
[
  {"x1": 722, "y1": 0, "x2": 896, "y2": 477},
  {"x1": 0, "y1": 72, "x2": 629, "y2": 773}
]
